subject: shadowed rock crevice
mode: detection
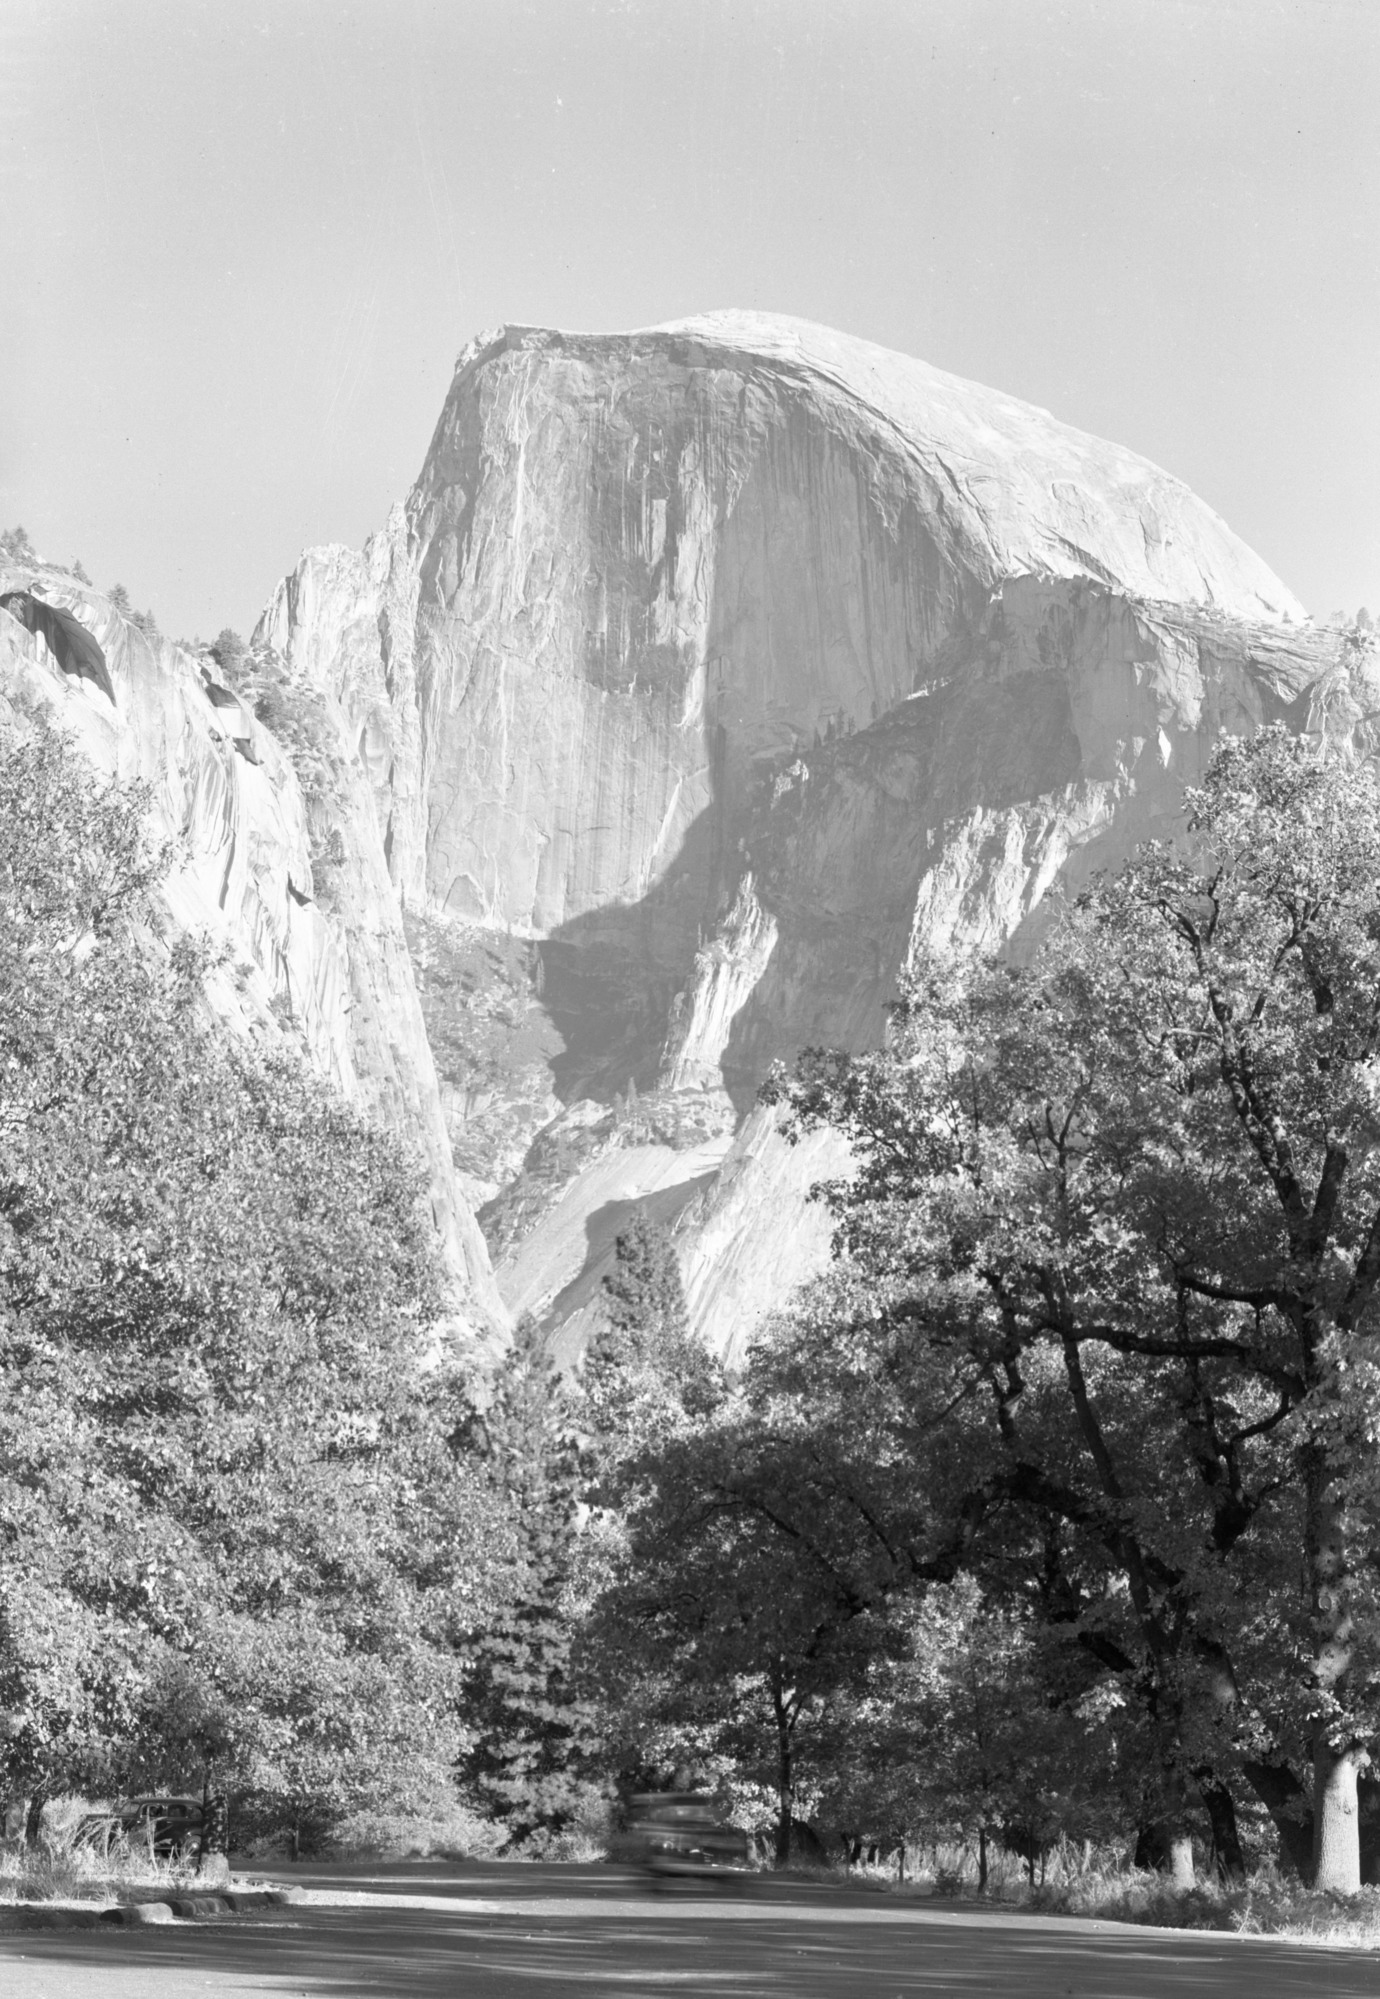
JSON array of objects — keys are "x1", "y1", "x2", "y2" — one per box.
[{"x1": 533, "y1": 798, "x2": 727, "y2": 1107}]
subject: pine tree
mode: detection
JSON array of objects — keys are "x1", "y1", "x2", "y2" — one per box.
[
  {"x1": 458, "y1": 1325, "x2": 602, "y2": 1844},
  {"x1": 587, "y1": 1208, "x2": 718, "y2": 1447},
  {"x1": 601, "y1": 1207, "x2": 689, "y2": 1355},
  {"x1": 209, "y1": 628, "x2": 247, "y2": 674}
]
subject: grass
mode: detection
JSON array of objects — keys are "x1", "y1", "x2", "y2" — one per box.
[
  {"x1": 0, "y1": 1797, "x2": 209, "y2": 1906},
  {"x1": 839, "y1": 1837, "x2": 1380, "y2": 1948},
  {"x1": 1028, "y1": 1866, "x2": 1380, "y2": 1946}
]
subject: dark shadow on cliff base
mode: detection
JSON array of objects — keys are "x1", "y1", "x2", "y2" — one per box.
[{"x1": 535, "y1": 795, "x2": 729, "y2": 1107}]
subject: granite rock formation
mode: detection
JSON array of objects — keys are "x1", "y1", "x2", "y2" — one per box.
[
  {"x1": 12, "y1": 313, "x2": 1367, "y2": 1369},
  {"x1": 255, "y1": 312, "x2": 1373, "y2": 1364}
]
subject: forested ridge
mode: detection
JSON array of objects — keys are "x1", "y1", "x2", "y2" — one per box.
[{"x1": 8, "y1": 717, "x2": 1380, "y2": 1903}]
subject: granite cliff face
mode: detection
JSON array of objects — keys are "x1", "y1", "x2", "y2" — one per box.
[
  {"x1": 255, "y1": 312, "x2": 1372, "y2": 1364},
  {"x1": 17, "y1": 313, "x2": 1361, "y2": 1369},
  {"x1": 0, "y1": 561, "x2": 508, "y2": 1359}
]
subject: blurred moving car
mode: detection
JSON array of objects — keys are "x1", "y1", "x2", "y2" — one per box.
[
  {"x1": 626, "y1": 1792, "x2": 751, "y2": 1886},
  {"x1": 73, "y1": 1794, "x2": 203, "y2": 1859}
]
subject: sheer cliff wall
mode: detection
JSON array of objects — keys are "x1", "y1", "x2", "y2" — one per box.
[{"x1": 52, "y1": 308, "x2": 1347, "y2": 1366}]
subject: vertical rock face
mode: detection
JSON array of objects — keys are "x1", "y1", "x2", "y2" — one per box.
[
  {"x1": 0, "y1": 561, "x2": 509, "y2": 1361},
  {"x1": 44, "y1": 308, "x2": 1354, "y2": 1365}
]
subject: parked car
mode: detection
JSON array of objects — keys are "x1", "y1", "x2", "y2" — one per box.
[
  {"x1": 626, "y1": 1792, "x2": 751, "y2": 1887},
  {"x1": 73, "y1": 1794, "x2": 203, "y2": 1859}
]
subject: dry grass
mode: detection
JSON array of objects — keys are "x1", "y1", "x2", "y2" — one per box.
[
  {"x1": 844, "y1": 1838, "x2": 1380, "y2": 1947},
  {"x1": 1029, "y1": 1866, "x2": 1380, "y2": 1945},
  {"x1": 0, "y1": 1829, "x2": 197, "y2": 1906}
]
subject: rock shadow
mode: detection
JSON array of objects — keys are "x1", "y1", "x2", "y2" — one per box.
[{"x1": 535, "y1": 787, "x2": 731, "y2": 1107}]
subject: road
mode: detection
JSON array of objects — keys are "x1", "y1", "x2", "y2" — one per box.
[{"x1": 1, "y1": 1859, "x2": 1377, "y2": 1998}]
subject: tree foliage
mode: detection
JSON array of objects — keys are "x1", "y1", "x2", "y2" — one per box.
[
  {"x1": 759, "y1": 728, "x2": 1380, "y2": 1890},
  {"x1": 0, "y1": 720, "x2": 498, "y2": 1844},
  {"x1": 457, "y1": 1323, "x2": 602, "y2": 1845},
  {"x1": 585, "y1": 1207, "x2": 717, "y2": 1460}
]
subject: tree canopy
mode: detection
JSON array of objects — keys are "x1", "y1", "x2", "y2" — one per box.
[
  {"x1": 760, "y1": 728, "x2": 1380, "y2": 1891},
  {"x1": 0, "y1": 720, "x2": 505, "y2": 1845}
]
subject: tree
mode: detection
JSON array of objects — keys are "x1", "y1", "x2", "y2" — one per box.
[
  {"x1": 457, "y1": 1325, "x2": 602, "y2": 1845},
  {"x1": 587, "y1": 1350, "x2": 910, "y2": 1865},
  {"x1": 584, "y1": 1207, "x2": 718, "y2": 1460},
  {"x1": 768, "y1": 729, "x2": 1380, "y2": 1891},
  {"x1": 602, "y1": 1208, "x2": 689, "y2": 1346},
  {"x1": 856, "y1": 1580, "x2": 1129, "y2": 1886},
  {"x1": 209, "y1": 629, "x2": 247, "y2": 675},
  {"x1": 0, "y1": 718, "x2": 495, "y2": 1842}
]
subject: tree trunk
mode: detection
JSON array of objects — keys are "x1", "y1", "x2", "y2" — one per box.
[
  {"x1": 977, "y1": 1825, "x2": 988, "y2": 1893},
  {"x1": 1358, "y1": 1774, "x2": 1380, "y2": 1884},
  {"x1": 773, "y1": 1753, "x2": 792, "y2": 1866},
  {"x1": 771, "y1": 1674, "x2": 793, "y2": 1867},
  {"x1": 1313, "y1": 1740, "x2": 1365, "y2": 1895},
  {"x1": 197, "y1": 1784, "x2": 229, "y2": 1876},
  {"x1": 1198, "y1": 1777, "x2": 1247, "y2": 1882},
  {"x1": 1243, "y1": 1758, "x2": 1314, "y2": 1881},
  {"x1": 1135, "y1": 1816, "x2": 1195, "y2": 1886},
  {"x1": 1163, "y1": 1826, "x2": 1195, "y2": 1889},
  {"x1": 197, "y1": 1768, "x2": 211, "y2": 1873},
  {"x1": 24, "y1": 1788, "x2": 46, "y2": 1848},
  {"x1": 1306, "y1": 1443, "x2": 1367, "y2": 1894}
]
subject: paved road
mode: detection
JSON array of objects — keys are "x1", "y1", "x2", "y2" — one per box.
[{"x1": 2, "y1": 1859, "x2": 1377, "y2": 1998}]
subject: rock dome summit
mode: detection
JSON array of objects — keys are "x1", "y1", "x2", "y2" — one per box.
[{"x1": 3, "y1": 313, "x2": 1370, "y2": 1362}]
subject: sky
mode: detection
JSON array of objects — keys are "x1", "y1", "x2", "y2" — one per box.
[{"x1": 2, "y1": 0, "x2": 1376, "y2": 638}]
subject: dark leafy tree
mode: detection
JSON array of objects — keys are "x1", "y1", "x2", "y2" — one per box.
[{"x1": 766, "y1": 729, "x2": 1380, "y2": 1892}]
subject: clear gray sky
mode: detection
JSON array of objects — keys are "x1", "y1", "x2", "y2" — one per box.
[{"x1": 2, "y1": 0, "x2": 1376, "y2": 638}]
